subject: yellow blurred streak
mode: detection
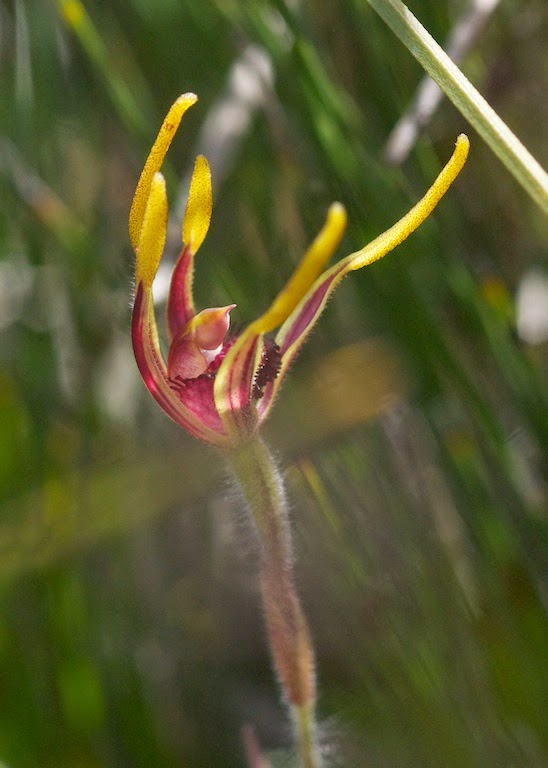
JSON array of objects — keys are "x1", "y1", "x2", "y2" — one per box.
[
  {"x1": 480, "y1": 275, "x2": 514, "y2": 322},
  {"x1": 60, "y1": 0, "x2": 85, "y2": 26},
  {"x1": 55, "y1": 0, "x2": 146, "y2": 134},
  {"x1": 296, "y1": 458, "x2": 341, "y2": 536},
  {"x1": 273, "y1": 339, "x2": 409, "y2": 446}
]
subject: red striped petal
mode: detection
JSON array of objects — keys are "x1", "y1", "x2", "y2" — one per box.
[
  {"x1": 167, "y1": 245, "x2": 196, "y2": 341},
  {"x1": 213, "y1": 330, "x2": 263, "y2": 440},
  {"x1": 257, "y1": 260, "x2": 348, "y2": 422},
  {"x1": 132, "y1": 282, "x2": 228, "y2": 445}
]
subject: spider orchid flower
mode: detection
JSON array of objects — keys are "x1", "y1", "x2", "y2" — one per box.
[{"x1": 130, "y1": 93, "x2": 468, "y2": 448}]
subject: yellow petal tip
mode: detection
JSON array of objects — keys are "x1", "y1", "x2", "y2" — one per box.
[
  {"x1": 135, "y1": 172, "x2": 168, "y2": 289},
  {"x1": 327, "y1": 201, "x2": 348, "y2": 231},
  {"x1": 176, "y1": 92, "x2": 198, "y2": 108},
  {"x1": 348, "y1": 134, "x2": 469, "y2": 271},
  {"x1": 252, "y1": 200, "x2": 348, "y2": 335},
  {"x1": 183, "y1": 154, "x2": 213, "y2": 254},
  {"x1": 454, "y1": 133, "x2": 470, "y2": 168},
  {"x1": 129, "y1": 93, "x2": 199, "y2": 251}
]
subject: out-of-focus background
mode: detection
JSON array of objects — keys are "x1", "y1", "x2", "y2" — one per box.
[{"x1": 0, "y1": 0, "x2": 547, "y2": 766}]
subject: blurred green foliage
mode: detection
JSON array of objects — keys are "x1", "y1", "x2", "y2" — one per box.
[{"x1": 0, "y1": 0, "x2": 547, "y2": 766}]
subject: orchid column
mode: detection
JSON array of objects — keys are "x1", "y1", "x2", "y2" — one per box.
[{"x1": 129, "y1": 93, "x2": 468, "y2": 767}]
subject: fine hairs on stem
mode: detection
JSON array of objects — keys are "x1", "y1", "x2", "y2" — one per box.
[{"x1": 227, "y1": 435, "x2": 322, "y2": 768}]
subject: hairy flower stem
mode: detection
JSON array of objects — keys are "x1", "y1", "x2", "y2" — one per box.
[{"x1": 227, "y1": 434, "x2": 320, "y2": 768}]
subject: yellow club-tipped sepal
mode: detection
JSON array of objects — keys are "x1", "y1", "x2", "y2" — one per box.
[
  {"x1": 183, "y1": 154, "x2": 213, "y2": 255},
  {"x1": 129, "y1": 92, "x2": 197, "y2": 251},
  {"x1": 251, "y1": 202, "x2": 348, "y2": 335},
  {"x1": 347, "y1": 134, "x2": 470, "y2": 272},
  {"x1": 135, "y1": 172, "x2": 168, "y2": 289}
]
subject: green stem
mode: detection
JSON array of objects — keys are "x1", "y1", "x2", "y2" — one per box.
[
  {"x1": 363, "y1": 0, "x2": 548, "y2": 213},
  {"x1": 293, "y1": 702, "x2": 317, "y2": 768},
  {"x1": 226, "y1": 434, "x2": 321, "y2": 768}
]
